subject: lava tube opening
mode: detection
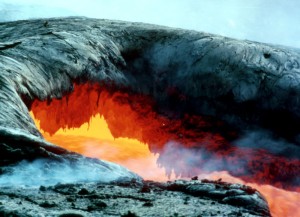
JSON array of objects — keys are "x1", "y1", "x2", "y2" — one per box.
[{"x1": 30, "y1": 83, "x2": 300, "y2": 217}]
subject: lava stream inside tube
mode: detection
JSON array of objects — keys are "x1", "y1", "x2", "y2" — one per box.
[
  {"x1": 29, "y1": 83, "x2": 300, "y2": 217},
  {"x1": 30, "y1": 113, "x2": 300, "y2": 217},
  {"x1": 31, "y1": 113, "x2": 176, "y2": 181}
]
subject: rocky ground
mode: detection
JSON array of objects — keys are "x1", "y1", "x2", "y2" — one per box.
[{"x1": 0, "y1": 178, "x2": 270, "y2": 217}]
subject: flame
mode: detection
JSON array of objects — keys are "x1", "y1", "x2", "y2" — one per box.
[{"x1": 30, "y1": 83, "x2": 300, "y2": 217}]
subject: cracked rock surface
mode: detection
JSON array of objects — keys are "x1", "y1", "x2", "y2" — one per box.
[{"x1": 0, "y1": 179, "x2": 270, "y2": 217}]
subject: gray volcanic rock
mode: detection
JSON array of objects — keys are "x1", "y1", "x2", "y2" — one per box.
[
  {"x1": 1, "y1": 17, "x2": 300, "y2": 164},
  {"x1": 0, "y1": 179, "x2": 270, "y2": 216},
  {"x1": 0, "y1": 125, "x2": 141, "y2": 184}
]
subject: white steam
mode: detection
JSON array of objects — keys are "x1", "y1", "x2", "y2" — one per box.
[
  {"x1": 157, "y1": 141, "x2": 247, "y2": 178},
  {"x1": 233, "y1": 130, "x2": 300, "y2": 158},
  {"x1": 0, "y1": 158, "x2": 140, "y2": 187},
  {"x1": 157, "y1": 132, "x2": 300, "y2": 183}
]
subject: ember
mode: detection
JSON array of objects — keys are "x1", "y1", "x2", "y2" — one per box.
[{"x1": 31, "y1": 83, "x2": 300, "y2": 217}]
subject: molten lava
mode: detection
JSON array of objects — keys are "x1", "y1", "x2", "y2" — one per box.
[
  {"x1": 32, "y1": 113, "x2": 175, "y2": 181},
  {"x1": 30, "y1": 83, "x2": 300, "y2": 217}
]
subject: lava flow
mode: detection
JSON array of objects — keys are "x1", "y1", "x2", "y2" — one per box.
[{"x1": 30, "y1": 83, "x2": 300, "y2": 217}]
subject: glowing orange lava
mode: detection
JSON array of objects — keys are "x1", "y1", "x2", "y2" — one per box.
[
  {"x1": 31, "y1": 113, "x2": 176, "y2": 181},
  {"x1": 30, "y1": 83, "x2": 300, "y2": 217},
  {"x1": 30, "y1": 113, "x2": 300, "y2": 217}
]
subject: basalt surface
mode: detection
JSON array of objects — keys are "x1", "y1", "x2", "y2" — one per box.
[{"x1": 0, "y1": 178, "x2": 270, "y2": 217}]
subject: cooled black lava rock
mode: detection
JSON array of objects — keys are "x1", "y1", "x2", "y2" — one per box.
[{"x1": 0, "y1": 179, "x2": 270, "y2": 216}]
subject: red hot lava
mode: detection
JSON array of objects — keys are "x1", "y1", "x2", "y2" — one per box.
[{"x1": 30, "y1": 83, "x2": 300, "y2": 217}]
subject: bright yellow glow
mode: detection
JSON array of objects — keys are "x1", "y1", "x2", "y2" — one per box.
[
  {"x1": 31, "y1": 111, "x2": 144, "y2": 148},
  {"x1": 30, "y1": 112, "x2": 175, "y2": 181},
  {"x1": 29, "y1": 112, "x2": 300, "y2": 217}
]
